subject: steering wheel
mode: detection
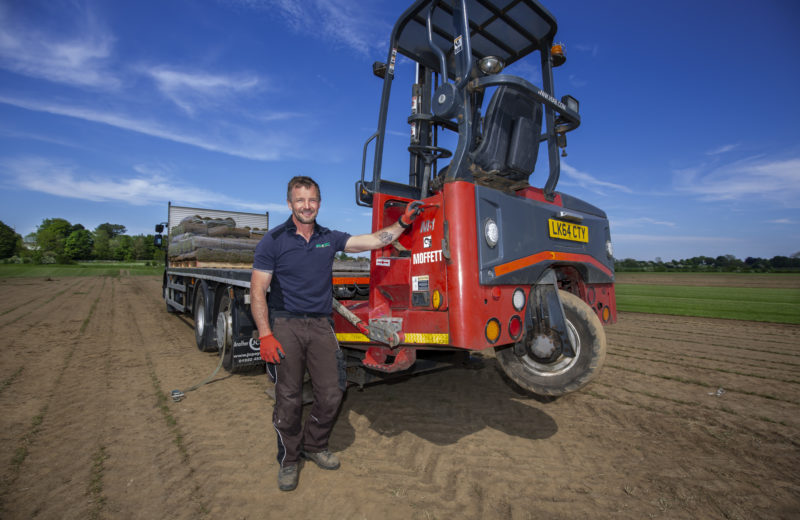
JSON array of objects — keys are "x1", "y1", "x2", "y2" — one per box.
[
  {"x1": 408, "y1": 145, "x2": 452, "y2": 197},
  {"x1": 408, "y1": 145, "x2": 452, "y2": 163}
]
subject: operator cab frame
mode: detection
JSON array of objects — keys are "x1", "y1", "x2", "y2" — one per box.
[{"x1": 356, "y1": 0, "x2": 581, "y2": 207}]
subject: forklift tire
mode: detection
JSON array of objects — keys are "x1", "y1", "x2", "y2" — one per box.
[
  {"x1": 194, "y1": 281, "x2": 217, "y2": 352},
  {"x1": 496, "y1": 290, "x2": 606, "y2": 397}
]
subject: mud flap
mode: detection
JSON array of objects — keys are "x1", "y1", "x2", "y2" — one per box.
[{"x1": 228, "y1": 296, "x2": 262, "y2": 371}]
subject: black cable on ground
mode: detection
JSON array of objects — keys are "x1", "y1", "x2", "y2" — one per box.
[{"x1": 170, "y1": 341, "x2": 226, "y2": 402}]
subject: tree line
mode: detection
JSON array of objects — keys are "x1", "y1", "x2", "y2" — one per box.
[
  {"x1": 0, "y1": 218, "x2": 164, "y2": 264},
  {"x1": 615, "y1": 254, "x2": 800, "y2": 273},
  {"x1": 2, "y1": 218, "x2": 798, "y2": 271}
]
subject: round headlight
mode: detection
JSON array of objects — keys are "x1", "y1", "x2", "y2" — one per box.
[
  {"x1": 512, "y1": 288, "x2": 526, "y2": 311},
  {"x1": 484, "y1": 218, "x2": 499, "y2": 248},
  {"x1": 605, "y1": 239, "x2": 614, "y2": 258}
]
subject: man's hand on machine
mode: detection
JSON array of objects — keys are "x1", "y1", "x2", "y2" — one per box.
[
  {"x1": 259, "y1": 334, "x2": 285, "y2": 364},
  {"x1": 399, "y1": 200, "x2": 424, "y2": 229}
]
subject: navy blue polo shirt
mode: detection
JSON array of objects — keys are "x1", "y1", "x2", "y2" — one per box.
[{"x1": 253, "y1": 216, "x2": 350, "y2": 316}]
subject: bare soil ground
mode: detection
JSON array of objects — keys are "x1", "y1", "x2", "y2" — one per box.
[{"x1": 0, "y1": 274, "x2": 798, "y2": 519}]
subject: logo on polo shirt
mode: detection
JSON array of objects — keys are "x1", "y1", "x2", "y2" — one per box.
[{"x1": 316, "y1": 242, "x2": 331, "y2": 248}]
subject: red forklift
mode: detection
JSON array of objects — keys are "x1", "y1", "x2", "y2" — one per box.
[{"x1": 332, "y1": 0, "x2": 617, "y2": 397}]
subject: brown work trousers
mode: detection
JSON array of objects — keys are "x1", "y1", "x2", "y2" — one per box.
[{"x1": 267, "y1": 316, "x2": 346, "y2": 467}]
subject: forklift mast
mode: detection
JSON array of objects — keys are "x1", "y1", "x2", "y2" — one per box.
[{"x1": 356, "y1": 0, "x2": 581, "y2": 205}]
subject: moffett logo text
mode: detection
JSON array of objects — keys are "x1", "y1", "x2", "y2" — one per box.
[
  {"x1": 420, "y1": 219, "x2": 435, "y2": 232},
  {"x1": 413, "y1": 249, "x2": 443, "y2": 265}
]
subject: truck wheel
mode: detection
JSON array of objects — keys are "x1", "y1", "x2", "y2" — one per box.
[
  {"x1": 215, "y1": 290, "x2": 237, "y2": 373},
  {"x1": 194, "y1": 281, "x2": 217, "y2": 352},
  {"x1": 496, "y1": 290, "x2": 606, "y2": 397}
]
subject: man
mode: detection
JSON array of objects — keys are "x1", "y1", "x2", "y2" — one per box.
[{"x1": 250, "y1": 175, "x2": 422, "y2": 492}]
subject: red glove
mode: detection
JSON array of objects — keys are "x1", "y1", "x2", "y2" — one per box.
[
  {"x1": 259, "y1": 334, "x2": 285, "y2": 364},
  {"x1": 399, "y1": 200, "x2": 424, "y2": 228}
]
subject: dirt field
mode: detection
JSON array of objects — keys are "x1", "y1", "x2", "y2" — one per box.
[{"x1": 0, "y1": 274, "x2": 798, "y2": 519}]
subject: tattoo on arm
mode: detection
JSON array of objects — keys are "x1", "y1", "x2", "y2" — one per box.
[{"x1": 378, "y1": 231, "x2": 394, "y2": 244}]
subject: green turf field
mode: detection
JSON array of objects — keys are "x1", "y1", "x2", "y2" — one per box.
[
  {"x1": 2, "y1": 263, "x2": 798, "y2": 324},
  {"x1": 615, "y1": 284, "x2": 800, "y2": 324},
  {"x1": 0, "y1": 262, "x2": 162, "y2": 278}
]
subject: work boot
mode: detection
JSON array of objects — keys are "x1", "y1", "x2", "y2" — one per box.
[
  {"x1": 278, "y1": 464, "x2": 300, "y2": 491},
  {"x1": 301, "y1": 449, "x2": 340, "y2": 470}
]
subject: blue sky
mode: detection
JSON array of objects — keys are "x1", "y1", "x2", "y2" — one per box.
[{"x1": 1, "y1": 0, "x2": 798, "y2": 261}]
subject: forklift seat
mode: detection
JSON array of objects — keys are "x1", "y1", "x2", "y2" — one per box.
[{"x1": 471, "y1": 86, "x2": 542, "y2": 181}]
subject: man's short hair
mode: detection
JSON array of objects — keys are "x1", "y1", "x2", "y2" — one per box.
[{"x1": 287, "y1": 176, "x2": 321, "y2": 202}]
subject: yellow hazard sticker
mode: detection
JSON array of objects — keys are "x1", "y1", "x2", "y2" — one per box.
[
  {"x1": 336, "y1": 333, "x2": 370, "y2": 342},
  {"x1": 335, "y1": 333, "x2": 450, "y2": 345},
  {"x1": 404, "y1": 333, "x2": 449, "y2": 344}
]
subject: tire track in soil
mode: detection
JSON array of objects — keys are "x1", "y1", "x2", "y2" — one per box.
[
  {"x1": 122, "y1": 276, "x2": 565, "y2": 519},
  {"x1": 117, "y1": 276, "x2": 341, "y2": 518},
  {"x1": 0, "y1": 278, "x2": 104, "y2": 492},
  {"x1": 573, "y1": 388, "x2": 799, "y2": 520},
  {"x1": 610, "y1": 329, "x2": 800, "y2": 363},
  {"x1": 607, "y1": 348, "x2": 800, "y2": 396},
  {"x1": 593, "y1": 372, "x2": 800, "y2": 438},
  {"x1": 327, "y1": 360, "x2": 582, "y2": 520},
  {"x1": 613, "y1": 313, "x2": 800, "y2": 349},
  {"x1": 95, "y1": 276, "x2": 208, "y2": 520},
  {"x1": 0, "y1": 278, "x2": 70, "y2": 316},
  {"x1": 593, "y1": 311, "x2": 800, "y2": 519},
  {"x1": 109, "y1": 276, "x2": 279, "y2": 519},
  {"x1": 0, "y1": 276, "x2": 107, "y2": 518},
  {"x1": 4, "y1": 276, "x2": 800, "y2": 519},
  {"x1": 604, "y1": 351, "x2": 800, "y2": 406},
  {"x1": 127, "y1": 277, "x2": 800, "y2": 520},
  {"x1": 584, "y1": 382, "x2": 800, "y2": 515},
  {"x1": 0, "y1": 278, "x2": 85, "y2": 329},
  {"x1": 610, "y1": 342, "x2": 800, "y2": 377}
]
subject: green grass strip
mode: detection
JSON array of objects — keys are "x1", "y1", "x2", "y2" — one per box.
[
  {"x1": 86, "y1": 445, "x2": 109, "y2": 519},
  {"x1": 0, "y1": 367, "x2": 24, "y2": 396},
  {"x1": 616, "y1": 284, "x2": 800, "y2": 324},
  {"x1": 0, "y1": 263, "x2": 161, "y2": 278},
  {"x1": 145, "y1": 353, "x2": 190, "y2": 464}
]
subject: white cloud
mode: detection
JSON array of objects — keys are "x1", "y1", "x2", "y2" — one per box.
[
  {"x1": 767, "y1": 218, "x2": 794, "y2": 224},
  {"x1": 1, "y1": 157, "x2": 288, "y2": 213},
  {"x1": 611, "y1": 216, "x2": 676, "y2": 228},
  {"x1": 568, "y1": 74, "x2": 587, "y2": 88},
  {"x1": 0, "y1": 5, "x2": 119, "y2": 89},
  {"x1": 560, "y1": 161, "x2": 632, "y2": 195},
  {"x1": 612, "y1": 233, "x2": 737, "y2": 244},
  {"x1": 573, "y1": 43, "x2": 599, "y2": 57},
  {"x1": 144, "y1": 67, "x2": 261, "y2": 115},
  {"x1": 233, "y1": 0, "x2": 386, "y2": 54},
  {"x1": 706, "y1": 143, "x2": 739, "y2": 155},
  {"x1": 674, "y1": 155, "x2": 800, "y2": 206},
  {"x1": 0, "y1": 94, "x2": 289, "y2": 161}
]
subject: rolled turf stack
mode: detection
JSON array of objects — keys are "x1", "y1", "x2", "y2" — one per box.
[{"x1": 168, "y1": 215, "x2": 264, "y2": 265}]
